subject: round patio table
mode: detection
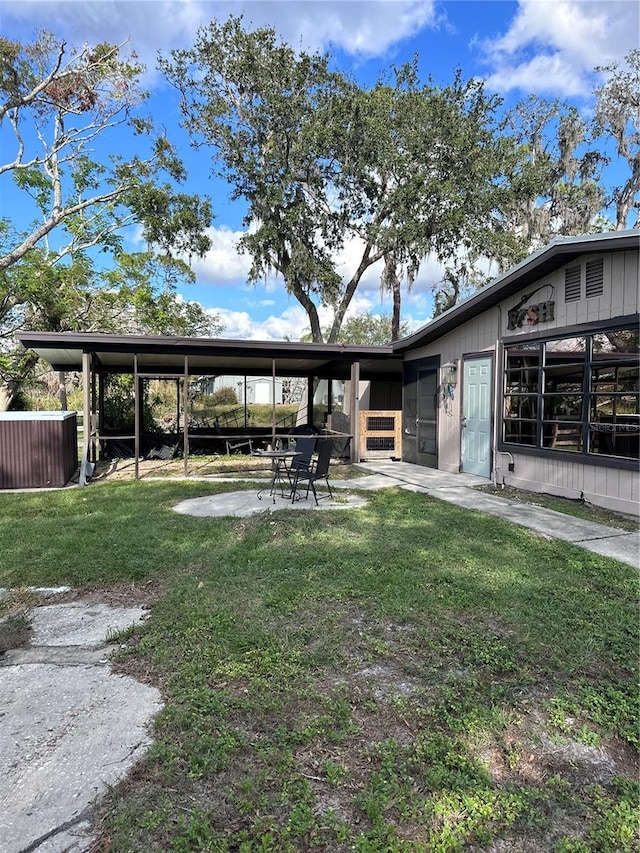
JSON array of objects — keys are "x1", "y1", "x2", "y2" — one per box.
[{"x1": 253, "y1": 449, "x2": 302, "y2": 502}]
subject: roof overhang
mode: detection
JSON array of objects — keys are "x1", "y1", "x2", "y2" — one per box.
[
  {"x1": 393, "y1": 230, "x2": 639, "y2": 352},
  {"x1": 17, "y1": 331, "x2": 402, "y2": 380}
]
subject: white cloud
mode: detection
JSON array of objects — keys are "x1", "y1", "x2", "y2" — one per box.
[
  {"x1": 2, "y1": 0, "x2": 437, "y2": 75},
  {"x1": 479, "y1": 0, "x2": 639, "y2": 97},
  {"x1": 190, "y1": 226, "x2": 252, "y2": 286},
  {"x1": 211, "y1": 302, "x2": 319, "y2": 341}
]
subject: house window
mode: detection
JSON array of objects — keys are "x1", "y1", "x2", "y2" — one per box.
[
  {"x1": 590, "y1": 331, "x2": 639, "y2": 459},
  {"x1": 503, "y1": 327, "x2": 639, "y2": 461}
]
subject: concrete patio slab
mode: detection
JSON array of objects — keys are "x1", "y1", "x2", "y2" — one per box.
[{"x1": 172, "y1": 489, "x2": 369, "y2": 518}]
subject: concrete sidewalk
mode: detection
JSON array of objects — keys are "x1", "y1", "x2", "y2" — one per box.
[
  {"x1": 353, "y1": 461, "x2": 639, "y2": 570},
  {"x1": 0, "y1": 600, "x2": 162, "y2": 853}
]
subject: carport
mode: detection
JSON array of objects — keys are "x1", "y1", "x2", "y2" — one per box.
[{"x1": 17, "y1": 331, "x2": 403, "y2": 484}]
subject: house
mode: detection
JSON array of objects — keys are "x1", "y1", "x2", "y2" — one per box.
[
  {"x1": 15, "y1": 231, "x2": 638, "y2": 515},
  {"x1": 394, "y1": 230, "x2": 639, "y2": 516}
]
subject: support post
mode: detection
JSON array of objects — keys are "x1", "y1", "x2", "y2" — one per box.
[
  {"x1": 98, "y1": 371, "x2": 104, "y2": 460},
  {"x1": 134, "y1": 354, "x2": 140, "y2": 480},
  {"x1": 79, "y1": 351, "x2": 91, "y2": 487},
  {"x1": 183, "y1": 356, "x2": 189, "y2": 477},
  {"x1": 90, "y1": 363, "x2": 97, "y2": 463},
  {"x1": 306, "y1": 377, "x2": 314, "y2": 427},
  {"x1": 350, "y1": 361, "x2": 360, "y2": 463},
  {"x1": 271, "y1": 359, "x2": 276, "y2": 448}
]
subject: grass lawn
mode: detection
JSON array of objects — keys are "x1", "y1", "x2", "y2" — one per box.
[{"x1": 1, "y1": 481, "x2": 638, "y2": 852}]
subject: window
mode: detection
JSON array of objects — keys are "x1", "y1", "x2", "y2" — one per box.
[
  {"x1": 504, "y1": 343, "x2": 540, "y2": 446},
  {"x1": 590, "y1": 331, "x2": 639, "y2": 459},
  {"x1": 503, "y1": 327, "x2": 639, "y2": 461},
  {"x1": 542, "y1": 338, "x2": 586, "y2": 452}
]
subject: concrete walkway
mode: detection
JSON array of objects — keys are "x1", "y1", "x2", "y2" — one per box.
[
  {"x1": 0, "y1": 600, "x2": 162, "y2": 853},
  {"x1": 353, "y1": 461, "x2": 640, "y2": 570}
]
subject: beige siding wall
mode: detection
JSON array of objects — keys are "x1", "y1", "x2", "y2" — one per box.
[{"x1": 403, "y1": 249, "x2": 639, "y2": 514}]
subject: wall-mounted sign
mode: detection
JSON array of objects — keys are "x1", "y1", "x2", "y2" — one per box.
[{"x1": 507, "y1": 300, "x2": 555, "y2": 330}]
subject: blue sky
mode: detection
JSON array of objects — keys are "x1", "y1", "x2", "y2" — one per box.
[{"x1": 2, "y1": 0, "x2": 638, "y2": 340}]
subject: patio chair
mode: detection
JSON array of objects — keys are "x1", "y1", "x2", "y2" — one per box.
[
  {"x1": 291, "y1": 438, "x2": 333, "y2": 505},
  {"x1": 287, "y1": 436, "x2": 316, "y2": 482}
]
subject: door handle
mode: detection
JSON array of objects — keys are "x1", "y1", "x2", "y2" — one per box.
[{"x1": 461, "y1": 416, "x2": 467, "y2": 428}]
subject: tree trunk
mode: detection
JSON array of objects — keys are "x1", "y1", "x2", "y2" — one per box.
[
  {"x1": 384, "y1": 255, "x2": 402, "y2": 342},
  {"x1": 58, "y1": 371, "x2": 68, "y2": 410}
]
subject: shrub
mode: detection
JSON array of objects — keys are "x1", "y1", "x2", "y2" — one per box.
[{"x1": 211, "y1": 386, "x2": 238, "y2": 405}]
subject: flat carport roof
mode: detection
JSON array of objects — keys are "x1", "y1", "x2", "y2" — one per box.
[
  {"x1": 17, "y1": 331, "x2": 402, "y2": 379},
  {"x1": 16, "y1": 331, "x2": 403, "y2": 479}
]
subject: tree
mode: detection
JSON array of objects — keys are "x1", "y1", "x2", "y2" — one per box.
[
  {"x1": 593, "y1": 49, "x2": 640, "y2": 230},
  {"x1": 334, "y1": 66, "x2": 512, "y2": 338},
  {"x1": 494, "y1": 96, "x2": 607, "y2": 254},
  {"x1": 0, "y1": 32, "x2": 213, "y2": 271},
  {"x1": 162, "y1": 18, "x2": 508, "y2": 343},
  {"x1": 0, "y1": 31, "x2": 216, "y2": 408},
  {"x1": 336, "y1": 313, "x2": 409, "y2": 345},
  {"x1": 161, "y1": 17, "x2": 344, "y2": 343},
  {"x1": 0, "y1": 246, "x2": 223, "y2": 409}
]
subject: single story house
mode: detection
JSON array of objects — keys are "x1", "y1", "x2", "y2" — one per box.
[
  {"x1": 16, "y1": 230, "x2": 638, "y2": 515},
  {"x1": 395, "y1": 230, "x2": 638, "y2": 516}
]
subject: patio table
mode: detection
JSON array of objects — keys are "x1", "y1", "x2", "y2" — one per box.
[{"x1": 253, "y1": 449, "x2": 301, "y2": 502}]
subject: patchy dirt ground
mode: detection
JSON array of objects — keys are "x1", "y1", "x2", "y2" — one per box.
[{"x1": 100, "y1": 598, "x2": 639, "y2": 852}]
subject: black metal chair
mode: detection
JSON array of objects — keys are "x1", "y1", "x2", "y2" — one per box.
[
  {"x1": 290, "y1": 439, "x2": 333, "y2": 505},
  {"x1": 287, "y1": 436, "x2": 316, "y2": 483}
]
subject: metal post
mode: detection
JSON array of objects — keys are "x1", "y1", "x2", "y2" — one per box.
[
  {"x1": 79, "y1": 351, "x2": 91, "y2": 487},
  {"x1": 271, "y1": 358, "x2": 276, "y2": 448},
  {"x1": 90, "y1": 362, "x2": 97, "y2": 463},
  {"x1": 134, "y1": 354, "x2": 140, "y2": 480},
  {"x1": 98, "y1": 370, "x2": 104, "y2": 460},
  {"x1": 350, "y1": 361, "x2": 360, "y2": 463},
  {"x1": 183, "y1": 356, "x2": 189, "y2": 477}
]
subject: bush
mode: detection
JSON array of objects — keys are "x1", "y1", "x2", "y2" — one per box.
[{"x1": 211, "y1": 386, "x2": 238, "y2": 405}]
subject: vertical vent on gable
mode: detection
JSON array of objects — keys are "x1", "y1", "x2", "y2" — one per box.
[
  {"x1": 564, "y1": 266, "x2": 581, "y2": 302},
  {"x1": 585, "y1": 258, "x2": 604, "y2": 298}
]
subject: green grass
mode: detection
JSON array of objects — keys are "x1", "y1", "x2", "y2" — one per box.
[{"x1": 1, "y1": 482, "x2": 638, "y2": 852}]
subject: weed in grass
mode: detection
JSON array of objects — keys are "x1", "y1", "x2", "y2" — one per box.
[
  {"x1": 0, "y1": 483, "x2": 637, "y2": 851},
  {"x1": 0, "y1": 588, "x2": 38, "y2": 652}
]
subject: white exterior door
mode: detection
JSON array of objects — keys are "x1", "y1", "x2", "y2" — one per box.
[{"x1": 462, "y1": 356, "x2": 492, "y2": 478}]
